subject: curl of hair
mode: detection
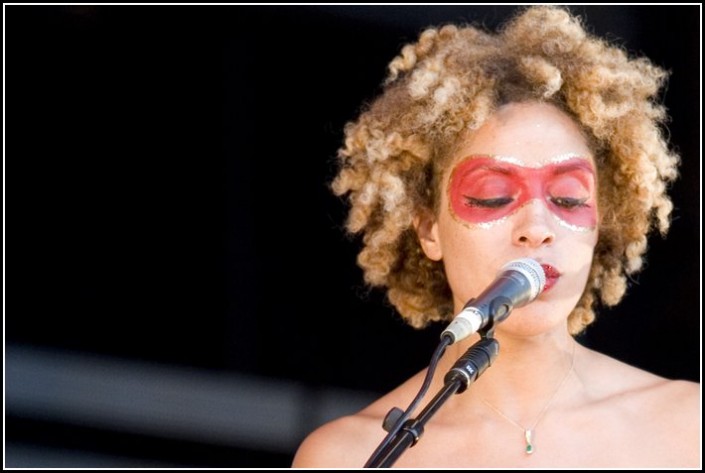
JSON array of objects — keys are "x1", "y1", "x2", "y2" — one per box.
[{"x1": 332, "y1": 6, "x2": 679, "y2": 334}]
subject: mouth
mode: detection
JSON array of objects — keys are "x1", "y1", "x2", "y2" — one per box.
[{"x1": 540, "y1": 264, "x2": 561, "y2": 293}]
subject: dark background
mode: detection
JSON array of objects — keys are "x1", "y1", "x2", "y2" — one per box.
[{"x1": 6, "y1": 5, "x2": 700, "y2": 468}]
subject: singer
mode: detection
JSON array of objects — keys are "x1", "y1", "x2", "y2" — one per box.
[{"x1": 293, "y1": 6, "x2": 699, "y2": 468}]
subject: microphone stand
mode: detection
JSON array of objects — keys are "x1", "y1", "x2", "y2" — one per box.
[{"x1": 365, "y1": 331, "x2": 499, "y2": 468}]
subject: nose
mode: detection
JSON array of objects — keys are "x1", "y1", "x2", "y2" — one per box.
[{"x1": 512, "y1": 200, "x2": 556, "y2": 247}]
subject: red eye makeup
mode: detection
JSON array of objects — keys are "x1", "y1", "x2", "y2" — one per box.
[{"x1": 448, "y1": 155, "x2": 597, "y2": 231}]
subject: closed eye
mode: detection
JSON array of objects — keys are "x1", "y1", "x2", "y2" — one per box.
[
  {"x1": 550, "y1": 196, "x2": 589, "y2": 209},
  {"x1": 463, "y1": 196, "x2": 514, "y2": 208}
]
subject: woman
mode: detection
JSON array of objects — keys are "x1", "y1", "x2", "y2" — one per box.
[{"x1": 293, "y1": 6, "x2": 699, "y2": 467}]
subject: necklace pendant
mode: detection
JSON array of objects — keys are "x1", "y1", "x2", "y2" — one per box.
[{"x1": 524, "y1": 429, "x2": 534, "y2": 455}]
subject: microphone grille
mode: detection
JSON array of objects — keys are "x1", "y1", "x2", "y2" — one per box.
[{"x1": 501, "y1": 258, "x2": 546, "y2": 300}]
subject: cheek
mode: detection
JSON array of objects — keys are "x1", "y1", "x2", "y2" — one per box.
[
  {"x1": 565, "y1": 240, "x2": 597, "y2": 296},
  {"x1": 560, "y1": 230, "x2": 598, "y2": 279},
  {"x1": 437, "y1": 215, "x2": 511, "y2": 306},
  {"x1": 550, "y1": 205, "x2": 598, "y2": 230}
]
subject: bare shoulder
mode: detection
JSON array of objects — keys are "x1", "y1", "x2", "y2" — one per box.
[
  {"x1": 292, "y1": 371, "x2": 427, "y2": 468},
  {"x1": 585, "y1": 347, "x2": 699, "y2": 408},
  {"x1": 581, "y1": 347, "x2": 700, "y2": 466},
  {"x1": 291, "y1": 411, "x2": 383, "y2": 468}
]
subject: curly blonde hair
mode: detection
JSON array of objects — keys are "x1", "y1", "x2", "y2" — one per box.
[{"x1": 331, "y1": 6, "x2": 679, "y2": 335}]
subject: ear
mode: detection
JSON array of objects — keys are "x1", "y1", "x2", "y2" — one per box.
[{"x1": 413, "y1": 210, "x2": 443, "y2": 261}]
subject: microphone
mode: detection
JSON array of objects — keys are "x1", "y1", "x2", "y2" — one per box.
[{"x1": 441, "y1": 258, "x2": 545, "y2": 344}]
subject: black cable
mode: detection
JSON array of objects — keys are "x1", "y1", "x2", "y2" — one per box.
[{"x1": 363, "y1": 334, "x2": 453, "y2": 468}]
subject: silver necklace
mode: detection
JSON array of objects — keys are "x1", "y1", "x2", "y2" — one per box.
[{"x1": 482, "y1": 342, "x2": 576, "y2": 455}]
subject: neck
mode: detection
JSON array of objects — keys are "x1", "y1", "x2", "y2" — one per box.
[{"x1": 436, "y1": 326, "x2": 578, "y2": 423}]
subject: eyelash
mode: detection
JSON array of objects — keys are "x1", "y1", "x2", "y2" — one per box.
[
  {"x1": 550, "y1": 197, "x2": 589, "y2": 209},
  {"x1": 463, "y1": 196, "x2": 589, "y2": 209},
  {"x1": 464, "y1": 196, "x2": 514, "y2": 208}
]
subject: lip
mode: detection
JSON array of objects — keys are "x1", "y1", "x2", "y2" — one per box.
[{"x1": 540, "y1": 264, "x2": 561, "y2": 293}]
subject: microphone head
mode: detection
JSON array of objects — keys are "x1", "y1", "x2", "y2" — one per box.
[{"x1": 500, "y1": 258, "x2": 546, "y2": 302}]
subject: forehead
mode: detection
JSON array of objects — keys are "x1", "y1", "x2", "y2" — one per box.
[
  {"x1": 449, "y1": 102, "x2": 594, "y2": 169},
  {"x1": 451, "y1": 155, "x2": 595, "y2": 179}
]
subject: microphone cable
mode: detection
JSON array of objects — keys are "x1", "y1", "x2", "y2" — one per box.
[{"x1": 363, "y1": 333, "x2": 453, "y2": 468}]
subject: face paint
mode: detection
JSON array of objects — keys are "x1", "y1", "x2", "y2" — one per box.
[{"x1": 448, "y1": 155, "x2": 597, "y2": 231}]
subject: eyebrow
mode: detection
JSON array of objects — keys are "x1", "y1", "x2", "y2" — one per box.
[
  {"x1": 550, "y1": 160, "x2": 595, "y2": 175},
  {"x1": 479, "y1": 164, "x2": 516, "y2": 175}
]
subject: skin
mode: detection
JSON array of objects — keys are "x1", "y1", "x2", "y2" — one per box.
[
  {"x1": 292, "y1": 102, "x2": 700, "y2": 468},
  {"x1": 447, "y1": 155, "x2": 598, "y2": 231}
]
